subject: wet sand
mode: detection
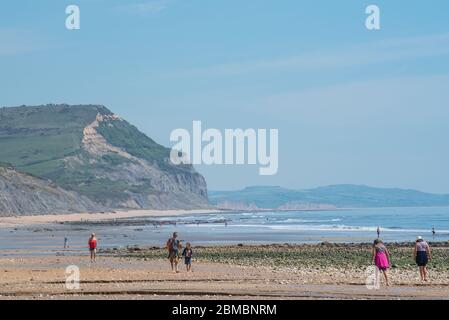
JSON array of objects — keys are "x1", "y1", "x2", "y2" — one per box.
[
  {"x1": 0, "y1": 209, "x2": 221, "y2": 228},
  {"x1": 1, "y1": 244, "x2": 448, "y2": 300}
]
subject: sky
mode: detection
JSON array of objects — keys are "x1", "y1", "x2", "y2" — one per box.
[{"x1": 1, "y1": 0, "x2": 449, "y2": 193}]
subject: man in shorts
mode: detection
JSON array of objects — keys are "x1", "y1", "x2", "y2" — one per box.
[{"x1": 166, "y1": 232, "x2": 180, "y2": 273}]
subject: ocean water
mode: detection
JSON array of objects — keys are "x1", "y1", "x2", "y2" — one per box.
[
  {"x1": 152, "y1": 207, "x2": 449, "y2": 244},
  {"x1": 1, "y1": 207, "x2": 448, "y2": 254}
]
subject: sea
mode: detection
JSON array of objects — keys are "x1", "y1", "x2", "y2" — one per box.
[{"x1": 1, "y1": 207, "x2": 448, "y2": 255}]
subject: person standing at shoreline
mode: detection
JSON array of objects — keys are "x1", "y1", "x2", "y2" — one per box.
[
  {"x1": 88, "y1": 233, "x2": 97, "y2": 263},
  {"x1": 166, "y1": 232, "x2": 180, "y2": 273},
  {"x1": 376, "y1": 226, "x2": 380, "y2": 238},
  {"x1": 414, "y1": 236, "x2": 432, "y2": 281},
  {"x1": 372, "y1": 239, "x2": 391, "y2": 286}
]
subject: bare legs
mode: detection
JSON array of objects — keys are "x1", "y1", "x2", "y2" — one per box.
[
  {"x1": 90, "y1": 249, "x2": 96, "y2": 263},
  {"x1": 381, "y1": 270, "x2": 390, "y2": 286},
  {"x1": 419, "y1": 266, "x2": 428, "y2": 281},
  {"x1": 170, "y1": 257, "x2": 179, "y2": 273}
]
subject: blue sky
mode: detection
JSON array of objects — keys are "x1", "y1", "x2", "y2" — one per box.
[{"x1": 1, "y1": 0, "x2": 449, "y2": 192}]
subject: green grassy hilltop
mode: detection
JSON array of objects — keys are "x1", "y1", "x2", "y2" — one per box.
[{"x1": 0, "y1": 104, "x2": 208, "y2": 212}]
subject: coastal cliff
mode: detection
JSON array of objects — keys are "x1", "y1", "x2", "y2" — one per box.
[{"x1": 0, "y1": 104, "x2": 208, "y2": 215}]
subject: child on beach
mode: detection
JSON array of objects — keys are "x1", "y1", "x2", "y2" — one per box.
[
  {"x1": 88, "y1": 233, "x2": 97, "y2": 263},
  {"x1": 414, "y1": 236, "x2": 432, "y2": 281},
  {"x1": 182, "y1": 242, "x2": 193, "y2": 272},
  {"x1": 372, "y1": 239, "x2": 390, "y2": 286}
]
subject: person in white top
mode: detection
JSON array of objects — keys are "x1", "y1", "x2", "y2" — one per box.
[{"x1": 413, "y1": 236, "x2": 432, "y2": 281}]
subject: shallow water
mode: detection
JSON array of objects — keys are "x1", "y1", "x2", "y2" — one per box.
[{"x1": 1, "y1": 207, "x2": 448, "y2": 254}]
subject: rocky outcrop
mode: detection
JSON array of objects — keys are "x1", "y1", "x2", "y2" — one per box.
[{"x1": 0, "y1": 166, "x2": 102, "y2": 216}]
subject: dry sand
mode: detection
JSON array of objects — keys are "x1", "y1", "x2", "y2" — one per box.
[{"x1": 0, "y1": 253, "x2": 448, "y2": 300}]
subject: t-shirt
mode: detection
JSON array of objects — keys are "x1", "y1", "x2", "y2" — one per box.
[
  {"x1": 89, "y1": 238, "x2": 97, "y2": 249},
  {"x1": 168, "y1": 238, "x2": 179, "y2": 252},
  {"x1": 375, "y1": 244, "x2": 386, "y2": 254},
  {"x1": 183, "y1": 248, "x2": 193, "y2": 258},
  {"x1": 416, "y1": 241, "x2": 428, "y2": 252}
]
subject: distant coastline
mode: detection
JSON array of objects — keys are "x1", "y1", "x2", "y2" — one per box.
[
  {"x1": 210, "y1": 185, "x2": 449, "y2": 210},
  {"x1": 3, "y1": 205, "x2": 449, "y2": 228}
]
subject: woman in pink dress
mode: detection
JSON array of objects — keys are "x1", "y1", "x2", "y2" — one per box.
[{"x1": 372, "y1": 239, "x2": 391, "y2": 286}]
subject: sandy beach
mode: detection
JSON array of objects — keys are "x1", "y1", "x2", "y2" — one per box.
[
  {"x1": 0, "y1": 244, "x2": 448, "y2": 300},
  {"x1": 1, "y1": 209, "x2": 448, "y2": 299},
  {"x1": 0, "y1": 209, "x2": 221, "y2": 228}
]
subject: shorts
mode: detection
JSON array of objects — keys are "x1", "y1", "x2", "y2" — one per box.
[
  {"x1": 90, "y1": 248, "x2": 97, "y2": 253},
  {"x1": 416, "y1": 251, "x2": 428, "y2": 266},
  {"x1": 185, "y1": 257, "x2": 192, "y2": 265},
  {"x1": 168, "y1": 250, "x2": 179, "y2": 260}
]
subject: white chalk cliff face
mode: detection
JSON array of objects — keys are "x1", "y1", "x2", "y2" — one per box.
[{"x1": 0, "y1": 104, "x2": 209, "y2": 214}]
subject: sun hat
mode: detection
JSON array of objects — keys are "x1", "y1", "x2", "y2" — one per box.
[{"x1": 416, "y1": 236, "x2": 423, "y2": 240}]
